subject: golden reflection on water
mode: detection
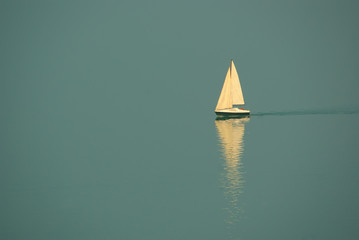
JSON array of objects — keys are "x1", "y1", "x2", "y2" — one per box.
[{"x1": 215, "y1": 117, "x2": 249, "y2": 235}]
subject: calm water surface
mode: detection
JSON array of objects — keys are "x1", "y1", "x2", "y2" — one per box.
[
  {"x1": 2, "y1": 0, "x2": 359, "y2": 239},
  {"x1": 1, "y1": 111, "x2": 359, "y2": 240}
]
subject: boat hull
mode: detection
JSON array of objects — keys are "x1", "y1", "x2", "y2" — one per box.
[{"x1": 215, "y1": 111, "x2": 250, "y2": 119}]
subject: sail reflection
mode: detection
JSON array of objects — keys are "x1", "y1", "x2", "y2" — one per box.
[{"x1": 215, "y1": 117, "x2": 249, "y2": 232}]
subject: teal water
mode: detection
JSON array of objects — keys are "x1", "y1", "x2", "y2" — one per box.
[
  {"x1": 1, "y1": 110, "x2": 359, "y2": 240},
  {"x1": 2, "y1": 0, "x2": 359, "y2": 239}
]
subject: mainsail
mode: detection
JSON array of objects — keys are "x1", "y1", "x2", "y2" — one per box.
[
  {"x1": 230, "y1": 61, "x2": 245, "y2": 105},
  {"x1": 215, "y1": 60, "x2": 245, "y2": 110}
]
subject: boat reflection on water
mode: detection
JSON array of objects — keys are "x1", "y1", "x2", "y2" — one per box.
[{"x1": 215, "y1": 117, "x2": 249, "y2": 236}]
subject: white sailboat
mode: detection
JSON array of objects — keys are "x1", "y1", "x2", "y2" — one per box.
[{"x1": 215, "y1": 60, "x2": 250, "y2": 118}]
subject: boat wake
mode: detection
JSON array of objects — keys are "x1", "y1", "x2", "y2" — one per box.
[{"x1": 252, "y1": 108, "x2": 359, "y2": 117}]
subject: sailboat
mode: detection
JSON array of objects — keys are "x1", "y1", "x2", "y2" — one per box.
[{"x1": 215, "y1": 60, "x2": 250, "y2": 118}]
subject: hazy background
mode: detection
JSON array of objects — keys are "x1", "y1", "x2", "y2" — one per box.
[
  {"x1": 1, "y1": 0, "x2": 359, "y2": 239},
  {"x1": 1, "y1": 0, "x2": 359, "y2": 115}
]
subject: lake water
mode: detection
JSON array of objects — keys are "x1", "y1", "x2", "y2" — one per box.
[
  {"x1": 2, "y1": 109, "x2": 359, "y2": 240},
  {"x1": 2, "y1": 0, "x2": 359, "y2": 239}
]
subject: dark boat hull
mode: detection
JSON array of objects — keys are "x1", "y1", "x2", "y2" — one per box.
[{"x1": 215, "y1": 111, "x2": 250, "y2": 119}]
